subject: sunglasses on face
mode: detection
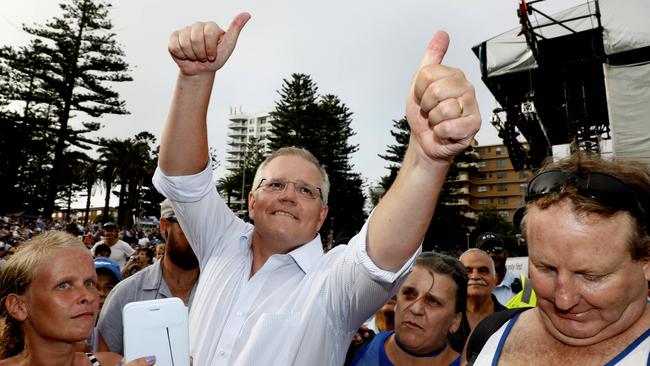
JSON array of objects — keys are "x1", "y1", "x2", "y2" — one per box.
[{"x1": 485, "y1": 247, "x2": 504, "y2": 255}]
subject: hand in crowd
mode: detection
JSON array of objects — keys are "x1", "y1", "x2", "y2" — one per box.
[
  {"x1": 406, "y1": 31, "x2": 480, "y2": 163},
  {"x1": 351, "y1": 324, "x2": 372, "y2": 346},
  {"x1": 168, "y1": 13, "x2": 251, "y2": 76}
]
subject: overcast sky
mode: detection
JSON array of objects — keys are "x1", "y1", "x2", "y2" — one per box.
[{"x1": 2, "y1": 0, "x2": 583, "y2": 207}]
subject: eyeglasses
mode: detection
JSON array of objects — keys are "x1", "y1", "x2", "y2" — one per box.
[
  {"x1": 256, "y1": 178, "x2": 322, "y2": 201},
  {"x1": 524, "y1": 168, "x2": 647, "y2": 224},
  {"x1": 165, "y1": 216, "x2": 179, "y2": 223}
]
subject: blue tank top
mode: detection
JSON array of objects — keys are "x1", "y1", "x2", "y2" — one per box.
[{"x1": 349, "y1": 331, "x2": 460, "y2": 366}]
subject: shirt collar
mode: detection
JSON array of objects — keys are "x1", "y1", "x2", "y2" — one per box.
[
  {"x1": 240, "y1": 229, "x2": 324, "y2": 275},
  {"x1": 142, "y1": 260, "x2": 164, "y2": 290},
  {"x1": 287, "y1": 234, "x2": 324, "y2": 275}
]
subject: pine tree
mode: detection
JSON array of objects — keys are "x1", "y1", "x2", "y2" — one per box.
[
  {"x1": 424, "y1": 147, "x2": 479, "y2": 253},
  {"x1": 269, "y1": 73, "x2": 366, "y2": 243},
  {"x1": 376, "y1": 116, "x2": 479, "y2": 252},
  {"x1": 218, "y1": 137, "x2": 266, "y2": 216},
  {"x1": 0, "y1": 0, "x2": 132, "y2": 215},
  {"x1": 268, "y1": 74, "x2": 320, "y2": 150},
  {"x1": 375, "y1": 117, "x2": 410, "y2": 197},
  {"x1": 0, "y1": 44, "x2": 58, "y2": 214}
]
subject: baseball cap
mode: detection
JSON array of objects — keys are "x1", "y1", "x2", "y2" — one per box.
[
  {"x1": 160, "y1": 199, "x2": 176, "y2": 220},
  {"x1": 94, "y1": 258, "x2": 122, "y2": 281},
  {"x1": 476, "y1": 232, "x2": 504, "y2": 250},
  {"x1": 103, "y1": 222, "x2": 117, "y2": 230}
]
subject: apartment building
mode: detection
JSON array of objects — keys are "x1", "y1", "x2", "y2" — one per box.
[
  {"x1": 470, "y1": 144, "x2": 531, "y2": 221},
  {"x1": 226, "y1": 108, "x2": 274, "y2": 172},
  {"x1": 52, "y1": 206, "x2": 118, "y2": 224}
]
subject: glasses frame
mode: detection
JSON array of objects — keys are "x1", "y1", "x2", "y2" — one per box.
[{"x1": 255, "y1": 178, "x2": 323, "y2": 201}]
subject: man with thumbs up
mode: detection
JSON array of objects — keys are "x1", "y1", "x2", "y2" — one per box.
[{"x1": 152, "y1": 12, "x2": 480, "y2": 365}]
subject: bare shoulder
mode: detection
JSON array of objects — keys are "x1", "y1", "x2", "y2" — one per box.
[{"x1": 94, "y1": 352, "x2": 123, "y2": 365}]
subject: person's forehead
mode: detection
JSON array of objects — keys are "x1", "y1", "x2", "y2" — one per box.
[
  {"x1": 405, "y1": 266, "x2": 457, "y2": 298},
  {"x1": 462, "y1": 252, "x2": 492, "y2": 268},
  {"x1": 263, "y1": 155, "x2": 321, "y2": 182},
  {"x1": 526, "y1": 202, "x2": 633, "y2": 263},
  {"x1": 34, "y1": 248, "x2": 94, "y2": 282}
]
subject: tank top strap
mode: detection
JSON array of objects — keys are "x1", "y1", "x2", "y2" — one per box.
[{"x1": 85, "y1": 352, "x2": 101, "y2": 366}]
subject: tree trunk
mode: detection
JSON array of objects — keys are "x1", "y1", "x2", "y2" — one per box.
[
  {"x1": 103, "y1": 176, "x2": 112, "y2": 217},
  {"x1": 84, "y1": 179, "x2": 93, "y2": 226}
]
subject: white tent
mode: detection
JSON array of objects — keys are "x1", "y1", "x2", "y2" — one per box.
[{"x1": 476, "y1": 0, "x2": 650, "y2": 166}]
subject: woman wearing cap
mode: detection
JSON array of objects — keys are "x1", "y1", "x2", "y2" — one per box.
[{"x1": 0, "y1": 231, "x2": 155, "y2": 365}]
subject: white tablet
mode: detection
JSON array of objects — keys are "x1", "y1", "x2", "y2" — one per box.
[{"x1": 123, "y1": 297, "x2": 190, "y2": 366}]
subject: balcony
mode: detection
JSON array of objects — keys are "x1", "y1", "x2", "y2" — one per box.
[{"x1": 227, "y1": 129, "x2": 246, "y2": 138}]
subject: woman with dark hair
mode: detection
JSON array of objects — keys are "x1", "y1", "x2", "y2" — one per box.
[
  {"x1": 135, "y1": 247, "x2": 154, "y2": 266},
  {"x1": 0, "y1": 231, "x2": 155, "y2": 365},
  {"x1": 348, "y1": 252, "x2": 467, "y2": 366}
]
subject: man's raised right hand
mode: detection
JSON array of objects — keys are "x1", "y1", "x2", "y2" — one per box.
[{"x1": 168, "y1": 13, "x2": 251, "y2": 76}]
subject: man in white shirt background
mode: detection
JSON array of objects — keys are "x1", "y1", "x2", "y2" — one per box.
[{"x1": 91, "y1": 222, "x2": 135, "y2": 269}]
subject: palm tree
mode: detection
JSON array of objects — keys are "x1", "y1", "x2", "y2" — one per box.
[
  {"x1": 98, "y1": 139, "x2": 122, "y2": 219},
  {"x1": 97, "y1": 134, "x2": 155, "y2": 226},
  {"x1": 80, "y1": 160, "x2": 100, "y2": 226}
]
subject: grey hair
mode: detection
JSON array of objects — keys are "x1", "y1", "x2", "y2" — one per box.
[
  {"x1": 460, "y1": 248, "x2": 496, "y2": 279},
  {"x1": 251, "y1": 147, "x2": 330, "y2": 205}
]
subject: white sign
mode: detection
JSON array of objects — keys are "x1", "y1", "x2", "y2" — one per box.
[{"x1": 506, "y1": 257, "x2": 529, "y2": 278}]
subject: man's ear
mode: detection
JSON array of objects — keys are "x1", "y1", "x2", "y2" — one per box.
[
  {"x1": 642, "y1": 257, "x2": 650, "y2": 281},
  {"x1": 316, "y1": 205, "x2": 329, "y2": 232},
  {"x1": 5, "y1": 294, "x2": 28, "y2": 322},
  {"x1": 160, "y1": 218, "x2": 169, "y2": 241},
  {"x1": 248, "y1": 191, "x2": 256, "y2": 221}
]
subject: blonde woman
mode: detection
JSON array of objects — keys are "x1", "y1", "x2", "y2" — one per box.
[{"x1": 0, "y1": 231, "x2": 155, "y2": 366}]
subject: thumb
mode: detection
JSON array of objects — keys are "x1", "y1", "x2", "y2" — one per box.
[
  {"x1": 220, "y1": 12, "x2": 251, "y2": 55},
  {"x1": 418, "y1": 30, "x2": 449, "y2": 68}
]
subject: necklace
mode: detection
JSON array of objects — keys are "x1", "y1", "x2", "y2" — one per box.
[{"x1": 394, "y1": 333, "x2": 447, "y2": 358}]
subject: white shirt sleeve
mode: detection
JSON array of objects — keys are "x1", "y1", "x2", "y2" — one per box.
[
  {"x1": 152, "y1": 163, "x2": 249, "y2": 267},
  {"x1": 322, "y1": 215, "x2": 420, "y2": 333}
]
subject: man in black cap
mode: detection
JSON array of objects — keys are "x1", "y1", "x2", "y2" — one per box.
[{"x1": 476, "y1": 232, "x2": 535, "y2": 308}]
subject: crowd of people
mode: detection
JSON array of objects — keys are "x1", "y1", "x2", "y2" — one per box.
[{"x1": 0, "y1": 11, "x2": 648, "y2": 366}]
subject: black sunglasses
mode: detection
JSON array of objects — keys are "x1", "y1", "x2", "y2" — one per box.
[
  {"x1": 514, "y1": 169, "x2": 648, "y2": 230},
  {"x1": 485, "y1": 246, "x2": 504, "y2": 255}
]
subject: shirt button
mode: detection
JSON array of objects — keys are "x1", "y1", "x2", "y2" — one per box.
[
  {"x1": 218, "y1": 351, "x2": 226, "y2": 357},
  {"x1": 236, "y1": 311, "x2": 243, "y2": 317}
]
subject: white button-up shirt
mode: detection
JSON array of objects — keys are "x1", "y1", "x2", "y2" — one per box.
[{"x1": 153, "y1": 165, "x2": 417, "y2": 366}]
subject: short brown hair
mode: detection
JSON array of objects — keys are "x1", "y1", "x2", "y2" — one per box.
[{"x1": 522, "y1": 153, "x2": 650, "y2": 260}]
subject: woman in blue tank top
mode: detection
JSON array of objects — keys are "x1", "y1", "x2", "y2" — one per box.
[{"x1": 349, "y1": 252, "x2": 467, "y2": 366}]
